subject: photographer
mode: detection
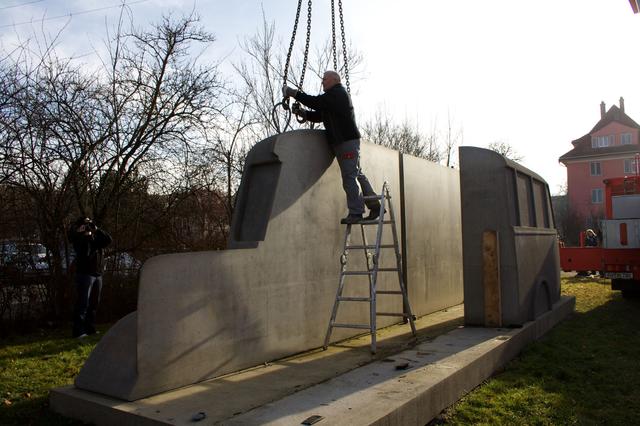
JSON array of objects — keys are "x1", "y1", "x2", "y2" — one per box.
[{"x1": 68, "y1": 217, "x2": 112, "y2": 338}]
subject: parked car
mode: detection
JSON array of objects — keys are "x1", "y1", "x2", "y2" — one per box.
[
  {"x1": 0, "y1": 240, "x2": 49, "y2": 273},
  {"x1": 105, "y1": 252, "x2": 141, "y2": 276}
]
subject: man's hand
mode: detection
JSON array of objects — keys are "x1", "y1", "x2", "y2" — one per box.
[
  {"x1": 282, "y1": 85, "x2": 298, "y2": 98},
  {"x1": 291, "y1": 102, "x2": 306, "y2": 119}
]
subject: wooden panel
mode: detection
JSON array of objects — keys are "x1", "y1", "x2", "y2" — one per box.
[{"x1": 482, "y1": 230, "x2": 502, "y2": 327}]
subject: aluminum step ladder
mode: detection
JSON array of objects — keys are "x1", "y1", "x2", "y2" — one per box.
[{"x1": 323, "y1": 181, "x2": 417, "y2": 354}]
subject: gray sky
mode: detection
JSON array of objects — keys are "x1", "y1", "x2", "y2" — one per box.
[{"x1": 2, "y1": 0, "x2": 639, "y2": 194}]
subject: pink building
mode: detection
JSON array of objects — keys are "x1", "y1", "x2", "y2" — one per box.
[{"x1": 559, "y1": 97, "x2": 640, "y2": 228}]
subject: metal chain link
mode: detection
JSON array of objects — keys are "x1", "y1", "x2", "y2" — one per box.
[
  {"x1": 283, "y1": 0, "x2": 359, "y2": 131},
  {"x1": 330, "y1": 0, "x2": 338, "y2": 71},
  {"x1": 283, "y1": 0, "x2": 303, "y2": 87},
  {"x1": 299, "y1": 0, "x2": 312, "y2": 89},
  {"x1": 338, "y1": 0, "x2": 350, "y2": 93}
]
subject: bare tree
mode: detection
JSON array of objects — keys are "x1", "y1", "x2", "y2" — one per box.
[
  {"x1": 234, "y1": 14, "x2": 284, "y2": 138},
  {"x1": 89, "y1": 13, "x2": 225, "y2": 220},
  {"x1": 361, "y1": 109, "x2": 442, "y2": 162},
  {"x1": 197, "y1": 89, "x2": 257, "y2": 233},
  {"x1": 0, "y1": 13, "x2": 226, "y2": 317},
  {"x1": 488, "y1": 140, "x2": 524, "y2": 162},
  {"x1": 308, "y1": 38, "x2": 364, "y2": 89},
  {"x1": 444, "y1": 111, "x2": 463, "y2": 167},
  {"x1": 0, "y1": 39, "x2": 98, "y2": 316},
  {"x1": 234, "y1": 11, "x2": 364, "y2": 138}
]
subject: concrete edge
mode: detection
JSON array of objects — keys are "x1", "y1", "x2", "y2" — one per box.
[
  {"x1": 375, "y1": 295, "x2": 576, "y2": 425},
  {"x1": 49, "y1": 387, "x2": 165, "y2": 426},
  {"x1": 49, "y1": 307, "x2": 465, "y2": 425},
  {"x1": 49, "y1": 297, "x2": 574, "y2": 425},
  {"x1": 225, "y1": 295, "x2": 575, "y2": 425}
]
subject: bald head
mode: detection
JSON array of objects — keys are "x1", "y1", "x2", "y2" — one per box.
[{"x1": 322, "y1": 70, "x2": 341, "y2": 92}]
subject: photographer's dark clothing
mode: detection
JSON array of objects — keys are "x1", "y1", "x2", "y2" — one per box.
[
  {"x1": 73, "y1": 274, "x2": 102, "y2": 337},
  {"x1": 69, "y1": 227, "x2": 112, "y2": 337},
  {"x1": 71, "y1": 229, "x2": 112, "y2": 276},
  {"x1": 294, "y1": 83, "x2": 361, "y2": 145}
]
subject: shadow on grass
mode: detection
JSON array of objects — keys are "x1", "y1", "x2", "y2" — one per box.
[{"x1": 4, "y1": 397, "x2": 83, "y2": 426}]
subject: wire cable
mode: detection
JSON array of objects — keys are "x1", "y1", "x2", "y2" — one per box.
[
  {"x1": 0, "y1": 0, "x2": 44, "y2": 11},
  {"x1": 0, "y1": 0, "x2": 149, "y2": 29}
]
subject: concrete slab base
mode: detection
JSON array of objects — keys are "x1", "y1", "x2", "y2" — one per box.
[{"x1": 50, "y1": 296, "x2": 574, "y2": 425}]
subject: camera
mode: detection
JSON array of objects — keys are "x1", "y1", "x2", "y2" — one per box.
[{"x1": 77, "y1": 219, "x2": 96, "y2": 235}]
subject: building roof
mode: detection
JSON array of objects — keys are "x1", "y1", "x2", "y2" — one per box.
[
  {"x1": 559, "y1": 141, "x2": 639, "y2": 162},
  {"x1": 588, "y1": 105, "x2": 640, "y2": 134},
  {"x1": 559, "y1": 105, "x2": 640, "y2": 163}
]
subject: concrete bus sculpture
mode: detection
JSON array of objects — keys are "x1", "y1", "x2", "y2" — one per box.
[
  {"x1": 459, "y1": 147, "x2": 561, "y2": 327},
  {"x1": 74, "y1": 129, "x2": 464, "y2": 401}
]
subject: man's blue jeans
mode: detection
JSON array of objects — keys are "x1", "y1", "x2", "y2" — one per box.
[
  {"x1": 72, "y1": 273, "x2": 102, "y2": 337},
  {"x1": 332, "y1": 138, "x2": 377, "y2": 215}
]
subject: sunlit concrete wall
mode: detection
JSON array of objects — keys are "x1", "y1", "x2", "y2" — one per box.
[
  {"x1": 460, "y1": 146, "x2": 560, "y2": 327},
  {"x1": 403, "y1": 155, "x2": 463, "y2": 314},
  {"x1": 75, "y1": 129, "x2": 464, "y2": 401}
]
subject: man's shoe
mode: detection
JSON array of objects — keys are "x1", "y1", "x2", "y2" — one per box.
[
  {"x1": 340, "y1": 214, "x2": 363, "y2": 224},
  {"x1": 365, "y1": 205, "x2": 382, "y2": 221}
]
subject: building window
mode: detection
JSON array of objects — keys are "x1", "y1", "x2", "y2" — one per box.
[
  {"x1": 621, "y1": 133, "x2": 632, "y2": 145},
  {"x1": 624, "y1": 158, "x2": 637, "y2": 174},
  {"x1": 590, "y1": 161, "x2": 601, "y2": 176},
  {"x1": 591, "y1": 188, "x2": 603, "y2": 204},
  {"x1": 591, "y1": 135, "x2": 612, "y2": 148}
]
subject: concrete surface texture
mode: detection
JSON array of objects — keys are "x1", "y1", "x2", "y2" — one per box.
[
  {"x1": 50, "y1": 297, "x2": 575, "y2": 425},
  {"x1": 403, "y1": 154, "x2": 463, "y2": 314},
  {"x1": 459, "y1": 146, "x2": 561, "y2": 327},
  {"x1": 74, "y1": 129, "x2": 464, "y2": 401}
]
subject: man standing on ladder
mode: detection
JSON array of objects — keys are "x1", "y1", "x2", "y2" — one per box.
[{"x1": 283, "y1": 71, "x2": 380, "y2": 224}]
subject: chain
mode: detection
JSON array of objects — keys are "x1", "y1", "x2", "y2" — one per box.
[
  {"x1": 282, "y1": 0, "x2": 359, "y2": 131},
  {"x1": 272, "y1": 101, "x2": 292, "y2": 133},
  {"x1": 299, "y1": 0, "x2": 312, "y2": 89},
  {"x1": 330, "y1": 0, "x2": 338, "y2": 71},
  {"x1": 283, "y1": 0, "x2": 303, "y2": 88},
  {"x1": 338, "y1": 0, "x2": 350, "y2": 93}
]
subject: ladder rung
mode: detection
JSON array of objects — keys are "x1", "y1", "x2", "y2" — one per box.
[
  {"x1": 325, "y1": 184, "x2": 418, "y2": 354},
  {"x1": 345, "y1": 244, "x2": 395, "y2": 250},
  {"x1": 331, "y1": 323, "x2": 371, "y2": 330},
  {"x1": 338, "y1": 296, "x2": 371, "y2": 302},
  {"x1": 360, "y1": 220, "x2": 394, "y2": 225}
]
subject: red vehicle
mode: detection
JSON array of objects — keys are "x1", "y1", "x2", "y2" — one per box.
[{"x1": 560, "y1": 175, "x2": 640, "y2": 297}]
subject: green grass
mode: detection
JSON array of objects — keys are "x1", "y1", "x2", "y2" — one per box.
[
  {"x1": 439, "y1": 277, "x2": 640, "y2": 425},
  {"x1": 1, "y1": 278, "x2": 639, "y2": 425},
  {"x1": 0, "y1": 326, "x2": 107, "y2": 426}
]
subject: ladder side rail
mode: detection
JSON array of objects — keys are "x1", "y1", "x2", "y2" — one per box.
[
  {"x1": 359, "y1": 222, "x2": 376, "y2": 352},
  {"x1": 323, "y1": 182, "x2": 417, "y2": 354},
  {"x1": 368, "y1": 182, "x2": 388, "y2": 353},
  {"x1": 385, "y1": 184, "x2": 417, "y2": 335},
  {"x1": 323, "y1": 223, "x2": 353, "y2": 349},
  {"x1": 359, "y1": 223, "x2": 374, "y2": 294}
]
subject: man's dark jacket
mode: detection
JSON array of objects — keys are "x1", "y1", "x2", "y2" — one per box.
[
  {"x1": 70, "y1": 229, "x2": 112, "y2": 276},
  {"x1": 294, "y1": 83, "x2": 361, "y2": 145}
]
